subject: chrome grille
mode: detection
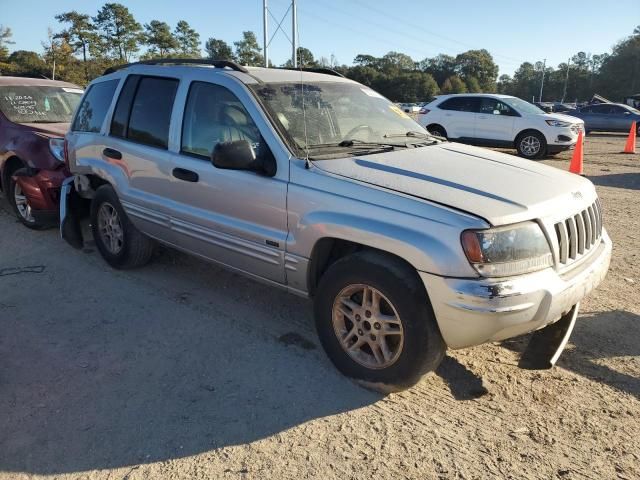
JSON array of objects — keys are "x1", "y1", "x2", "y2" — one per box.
[{"x1": 554, "y1": 200, "x2": 603, "y2": 266}]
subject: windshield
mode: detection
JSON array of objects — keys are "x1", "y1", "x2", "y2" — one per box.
[
  {"x1": 249, "y1": 81, "x2": 432, "y2": 155},
  {"x1": 501, "y1": 97, "x2": 545, "y2": 115},
  {"x1": 0, "y1": 85, "x2": 83, "y2": 123}
]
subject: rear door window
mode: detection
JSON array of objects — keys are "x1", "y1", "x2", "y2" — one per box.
[
  {"x1": 110, "y1": 75, "x2": 140, "y2": 138},
  {"x1": 126, "y1": 76, "x2": 179, "y2": 149},
  {"x1": 439, "y1": 97, "x2": 480, "y2": 112},
  {"x1": 72, "y1": 80, "x2": 119, "y2": 132}
]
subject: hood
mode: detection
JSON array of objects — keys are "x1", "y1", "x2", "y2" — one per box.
[
  {"x1": 21, "y1": 122, "x2": 70, "y2": 138},
  {"x1": 313, "y1": 142, "x2": 596, "y2": 226},
  {"x1": 540, "y1": 112, "x2": 583, "y2": 124}
]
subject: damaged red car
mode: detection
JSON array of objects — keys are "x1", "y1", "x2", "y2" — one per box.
[{"x1": 0, "y1": 77, "x2": 83, "y2": 228}]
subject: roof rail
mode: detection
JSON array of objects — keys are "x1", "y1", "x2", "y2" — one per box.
[
  {"x1": 103, "y1": 59, "x2": 248, "y2": 75},
  {"x1": 279, "y1": 67, "x2": 345, "y2": 78}
]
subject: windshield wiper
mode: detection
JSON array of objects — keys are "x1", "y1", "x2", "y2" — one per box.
[{"x1": 383, "y1": 131, "x2": 441, "y2": 146}]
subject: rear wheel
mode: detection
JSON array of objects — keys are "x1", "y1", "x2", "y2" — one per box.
[
  {"x1": 7, "y1": 168, "x2": 47, "y2": 230},
  {"x1": 516, "y1": 131, "x2": 547, "y2": 159},
  {"x1": 314, "y1": 251, "x2": 446, "y2": 391},
  {"x1": 91, "y1": 185, "x2": 155, "y2": 269}
]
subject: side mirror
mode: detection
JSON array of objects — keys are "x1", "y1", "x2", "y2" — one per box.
[
  {"x1": 493, "y1": 110, "x2": 501, "y2": 115},
  {"x1": 624, "y1": 111, "x2": 631, "y2": 115},
  {"x1": 211, "y1": 139, "x2": 277, "y2": 177}
]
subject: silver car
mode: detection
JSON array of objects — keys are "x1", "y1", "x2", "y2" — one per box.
[{"x1": 61, "y1": 60, "x2": 611, "y2": 390}]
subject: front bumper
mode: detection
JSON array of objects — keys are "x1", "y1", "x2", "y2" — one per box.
[
  {"x1": 546, "y1": 124, "x2": 584, "y2": 152},
  {"x1": 420, "y1": 230, "x2": 612, "y2": 349},
  {"x1": 13, "y1": 167, "x2": 69, "y2": 220}
]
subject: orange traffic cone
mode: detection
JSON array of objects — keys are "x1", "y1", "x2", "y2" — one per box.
[
  {"x1": 622, "y1": 121, "x2": 637, "y2": 154},
  {"x1": 569, "y1": 130, "x2": 584, "y2": 175}
]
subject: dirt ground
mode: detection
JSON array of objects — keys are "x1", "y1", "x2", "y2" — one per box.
[{"x1": 0, "y1": 134, "x2": 638, "y2": 480}]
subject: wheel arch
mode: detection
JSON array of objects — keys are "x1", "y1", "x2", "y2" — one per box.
[
  {"x1": 1, "y1": 155, "x2": 25, "y2": 192},
  {"x1": 513, "y1": 128, "x2": 546, "y2": 146}
]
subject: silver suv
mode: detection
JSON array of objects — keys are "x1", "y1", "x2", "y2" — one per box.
[{"x1": 61, "y1": 60, "x2": 611, "y2": 390}]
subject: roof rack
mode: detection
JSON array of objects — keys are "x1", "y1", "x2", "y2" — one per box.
[
  {"x1": 279, "y1": 67, "x2": 345, "y2": 78},
  {"x1": 103, "y1": 59, "x2": 248, "y2": 75}
]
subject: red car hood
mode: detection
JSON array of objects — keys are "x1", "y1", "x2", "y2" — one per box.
[{"x1": 21, "y1": 122, "x2": 71, "y2": 138}]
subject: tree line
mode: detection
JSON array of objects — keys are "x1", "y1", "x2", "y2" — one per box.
[{"x1": 0, "y1": 3, "x2": 638, "y2": 104}]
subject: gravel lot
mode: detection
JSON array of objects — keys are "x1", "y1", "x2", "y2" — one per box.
[{"x1": 1, "y1": 134, "x2": 638, "y2": 480}]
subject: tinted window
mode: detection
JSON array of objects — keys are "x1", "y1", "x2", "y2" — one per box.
[
  {"x1": 439, "y1": 97, "x2": 479, "y2": 112},
  {"x1": 110, "y1": 75, "x2": 140, "y2": 138},
  {"x1": 72, "y1": 80, "x2": 118, "y2": 132},
  {"x1": 590, "y1": 105, "x2": 611, "y2": 114},
  {"x1": 127, "y1": 77, "x2": 178, "y2": 149},
  {"x1": 608, "y1": 105, "x2": 627, "y2": 114},
  {"x1": 182, "y1": 82, "x2": 260, "y2": 158}
]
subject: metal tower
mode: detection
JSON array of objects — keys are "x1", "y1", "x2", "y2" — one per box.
[{"x1": 263, "y1": 0, "x2": 298, "y2": 68}]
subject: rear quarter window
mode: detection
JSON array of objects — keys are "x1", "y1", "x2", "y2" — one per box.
[{"x1": 72, "y1": 80, "x2": 119, "y2": 133}]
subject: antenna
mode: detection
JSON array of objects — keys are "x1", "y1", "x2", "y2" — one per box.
[{"x1": 262, "y1": 0, "x2": 298, "y2": 68}]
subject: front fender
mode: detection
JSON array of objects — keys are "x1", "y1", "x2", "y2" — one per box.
[{"x1": 289, "y1": 209, "x2": 481, "y2": 279}]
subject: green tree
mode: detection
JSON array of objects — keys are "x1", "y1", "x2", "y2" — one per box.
[
  {"x1": 54, "y1": 11, "x2": 97, "y2": 81},
  {"x1": 0, "y1": 25, "x2": 15, "y2": 61},
  {"x1": 144, "y1": 20, "x2": 178, "y2": 57},
  {"x1": 283, "y1": 47, "x2": 317, "y2": 68},
  {"x1": 440, "y1": 75, "x2": 467, "y2": 94},
  {"x1": 205, "y1": 38, "x2": 234, "y2": 60},
  {"x1": 93, "y1": 3, "x2": 143, "y2": 62},
  {"x1": 496, "y1": 74, "x2": 512, "y2": 94},
  {"x1": 174, "y1": 20, "x2": 200, "y2": 57},
  {"x1": 465, "y1": 75, "x2": 481, "y2": 92},
  {"x1": 234, "y1": 31, "x2": 263, "y2": 66},
  {"x1": 6, "y1": 50, "x2": 48, "y2": 77},
  {"x1": 455, "y1": 49, "x2": 498, "y2": 92},
  {"x1": 353, "y1": 54, "x2": 378, "y2": 68},
  {"x1": 421, "y1": 54, "x2": 456, "y2": 85},
  {"x1": 379, "y1": 51, "x2": 415, "y2": 72},
  {"x1": 597, "y1": 33, "x2": 640, "y2": 100}
]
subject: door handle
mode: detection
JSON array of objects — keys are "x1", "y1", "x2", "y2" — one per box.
[
  {"x1": 103, "y1": 148, "x2": 122, "y2": 160},
  {"x1": 172, "y1": 168, "x2": 199, "y2": 183}
]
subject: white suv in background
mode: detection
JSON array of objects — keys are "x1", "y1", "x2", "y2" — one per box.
[{"x1": 416, "y1": 94, "x2": 585, "y2": 159}]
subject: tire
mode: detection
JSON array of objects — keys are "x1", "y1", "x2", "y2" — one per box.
[
  {"x1": 427, "y1": 124, "x2": 447, "y2": 139},
  {"x1": 314, "y1": 250, "x2": 446, "y2": 391},
  {"x1": 90, "y1": 185, "x2": 155, "y2": 269},
  {"x1": 516, "y1": 131, "x2": 547, "y2": 159},
  {"x1": 7, "y1": 167, "x2": 47, "y2": 230}
]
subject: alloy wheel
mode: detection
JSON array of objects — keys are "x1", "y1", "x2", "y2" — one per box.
[
  {"x1": 13, "y1": 182, "x2": 35, "y2": 223},
  {"x1": 520, "y1": 135, "x2": 541, "y2": 157},
  {"x1": 97, "y1": 202, "x2": 124, "y2": 254},
  {"x1": 332, "y1": 284, "x2": 404, "y2": 369}
]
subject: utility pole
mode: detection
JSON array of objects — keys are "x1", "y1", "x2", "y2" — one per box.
[
  {"x1": 561, "y1": 58, "x2": 571, "y2": 103},
  {"x1": 539, "y1": 58, "x2": 546, "y2": 102},
  {"x1": 291, "y1": 0, "x2": 298, "y2": 67},
  {"x1": 262, "y1": 0, "x2": 297, "y2": 68},
  {"x1": 263, "y1": 0, "x2": 268, "y2": 67}
]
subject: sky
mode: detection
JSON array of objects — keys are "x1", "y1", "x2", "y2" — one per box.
[{"x1": 1, "y1": 0, "x2": 638, "y2": 76}]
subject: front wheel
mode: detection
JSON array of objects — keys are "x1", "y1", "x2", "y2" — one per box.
[
  {"x1": 314, "y1": 251, "x2": 446, "y2": 391},
  {"x1": 90, "y1": 185, "x2": 155, "y2": 269},
  {"x1": 8, "y1": 168, "x2": 47, "y2": 230},
  {"x1": 516, "y1": 131, "x2": 547, "y2": 159}
]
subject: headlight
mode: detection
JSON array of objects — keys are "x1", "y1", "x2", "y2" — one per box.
[
  {"x1": 461, "y1": 222, "x2": 553, "y2": 277},
  {"x1": 545, "y1": 120, "x2": 571, "y2": 127},
  {"x1": 49, "y1": 138, "x2": 65, "y2": 163}
]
